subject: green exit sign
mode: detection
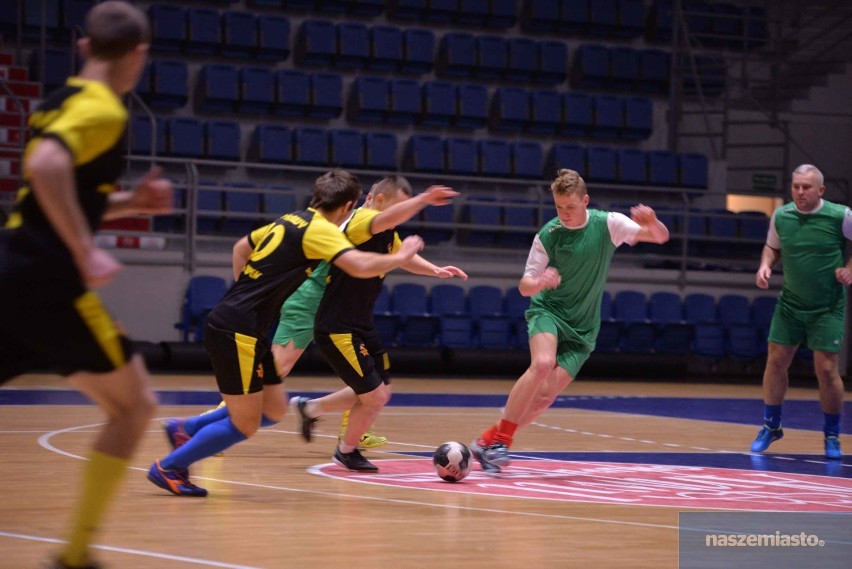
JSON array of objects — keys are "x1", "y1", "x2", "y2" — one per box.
[{"x1": 752, "y1": 173, "x2": 778, "y2": 192}]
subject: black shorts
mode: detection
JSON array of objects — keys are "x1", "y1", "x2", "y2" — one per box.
[
  {"x1": 314, "y1": 327, "x2": 390, "y2": 395},
  {"x1": 204, "y1": 321, "x2": 280, "y2": 395},
  {"x1": 0, "y1": 285, "x2": 135, "y2": 385}
]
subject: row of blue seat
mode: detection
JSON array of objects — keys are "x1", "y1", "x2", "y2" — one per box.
[{"x1": 646, "y1": 0, "x2": 769, "y2": 48}]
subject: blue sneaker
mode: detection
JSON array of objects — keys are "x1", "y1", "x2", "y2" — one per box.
[
  {"x1": 163, "y1": 418, "x2": 190, "y2": 450},
  {"x1": 825, "y1": 436, "x2": 843, "y2": 459},
  {"x1": 470, "y1": 439, "x2": 510, "y2": 473},
  {"x1": 750, "y1": 426, "x2": 784, "y2": 452},
  {"x1": 147, "y1": 461, "x2": 208, "y2": 497}
]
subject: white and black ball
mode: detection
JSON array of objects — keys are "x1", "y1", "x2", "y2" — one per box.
[{"x1": 432, "y1": 441, "x2": 472, "y2": 482}]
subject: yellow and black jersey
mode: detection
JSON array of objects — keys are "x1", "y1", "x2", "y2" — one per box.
[
  {"x1": 314, "y1": 207, "x2": 401, "y2": 333},
  {"x1": 208, "y1": 208, "x2": 354, "y2": 338},
  {"x1": 2, "y1": 78, "x2": 127, "y2": 272}
]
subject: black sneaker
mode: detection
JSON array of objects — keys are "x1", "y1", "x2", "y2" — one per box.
[
  {"x1": 290, "y1": 396, "x2": 318, "y2": 442},
  {"x1": 333, "y1": 448, "x2": 379, "y2": 472}
]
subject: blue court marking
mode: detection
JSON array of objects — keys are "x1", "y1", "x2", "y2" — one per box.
[
  {"x1": 404, "y1": 450, "x2": 852, "y2": 479},
  {"x1": 1, "y1": 390, "x2": 849, "y2": 434}
]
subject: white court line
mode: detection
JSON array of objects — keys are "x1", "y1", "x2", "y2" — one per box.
[{"x1": 0, "y1": 531, "x2": 264, "y2": 569}]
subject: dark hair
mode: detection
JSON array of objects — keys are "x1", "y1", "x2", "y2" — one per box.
[
  {"x1": 370, "y1": 175, "x2": 413, "y2": 199},
  {"x1": 85, "y1": 1, "x2": 150, "y2": 59},
  {"x1": 309, "y1": 169, "x2": 363, "y2": 210}
]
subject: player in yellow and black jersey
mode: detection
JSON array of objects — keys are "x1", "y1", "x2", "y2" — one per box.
[
  {"x1": 290, "y1": 176, "x2": 467, "y2": 472},
  {"x1": 0, "y1": 3, "x2": 173, "y2": 568},
  {"x1": 147, "y1": 169, "x2": 425, "y2": 497}
]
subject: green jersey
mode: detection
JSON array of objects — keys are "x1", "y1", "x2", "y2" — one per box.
[
  {"x1": 280, "y1": 260, "x2": 330, "y2": 316},
  {"x1": 768, "y1": 199, "x2": 852, "y2": 312}
]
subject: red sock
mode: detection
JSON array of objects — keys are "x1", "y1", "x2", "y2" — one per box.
[
  {"x1": 494, "y1": 419, "x2": 517, "y2": 446},
  {"x1": 479, "y1": 424, "x2": 498, "y2": 446}
]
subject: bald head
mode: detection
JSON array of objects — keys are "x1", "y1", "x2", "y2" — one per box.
[{"x1": 85, "y1": 1, "x2": 150, "y2": 60}]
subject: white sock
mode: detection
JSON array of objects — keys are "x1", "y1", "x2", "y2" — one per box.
[{"x1": 338, "y1": 442, "x2": 356, "y2": 454}]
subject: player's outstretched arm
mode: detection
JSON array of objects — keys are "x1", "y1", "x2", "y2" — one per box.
[
  {"x1": 630, "y1": 204, "x2": 669, "y2": 244},
  {"x1": 103, "y1": 166, "x2": 173, "y2": 220},
  {"x1": 334, "y1": 235, "x2": 424, "y2": 278},
  {"x1": 402, "y1": 254, "x2": 468, "y2": 279},
  {"x1": 370, "y1": 185, "x2": 459, "y2": 234}
]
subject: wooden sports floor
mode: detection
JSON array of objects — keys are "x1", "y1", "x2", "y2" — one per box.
[{"x1": 1, "y1": 373, "x2": 850, "y2": 569}]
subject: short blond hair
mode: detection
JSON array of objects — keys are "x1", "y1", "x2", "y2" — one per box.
[{"x1": 550, "y1": 169, "x2": 587, "y2": 196}]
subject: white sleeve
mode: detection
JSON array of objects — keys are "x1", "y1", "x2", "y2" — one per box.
[
  {"x1": 843, "y1": 207, "x2": 852, "y2": 241},
  {"x1": 607, "y1": 211, "x2": 642, "y2": 247},
  {"x1": 766, "y1": 210, "x2": 781, "y2": 249},
  {"x1": 523, "y1": 234, "x2": 550, "y2": 278}
]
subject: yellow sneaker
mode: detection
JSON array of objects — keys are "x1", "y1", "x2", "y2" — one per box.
[{"x1": 340, "y1": 410, "x2": 387, "y2": 449}]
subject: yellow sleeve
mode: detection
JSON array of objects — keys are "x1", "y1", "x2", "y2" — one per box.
[
  {"x1": 391, "y1": 231, "x2": 402, "y2": 253},
  {"x1": 248, "y1": 222, "x2": 275, "y2": 248},
  {"x1": 303, "y1": 217, "x2": 354, "y2": 261},
  {"x1": 344, "y1": 208, "x2": 381, "y2": 246}
]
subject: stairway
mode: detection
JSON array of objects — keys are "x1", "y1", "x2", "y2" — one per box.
[{"x1": 0, "y1": 37, "x2": 41, "y2": 196}]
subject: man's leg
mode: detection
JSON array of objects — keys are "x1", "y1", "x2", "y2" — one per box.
[
  {"x1": 61, "y1": 355, "x2": 157, "y2": 567},
  {"x1": 751, "y1": 342, "x2": 797, "y2": 452},
  {"x1": 516, "y1": 366, "x2": 575, "y2": 428},
  {"x1": 813, "y1": 350, "x2": 844, "y2": 458},
  {"x1": 332, "y1": 382, "x2": 390, "y2": 472}
]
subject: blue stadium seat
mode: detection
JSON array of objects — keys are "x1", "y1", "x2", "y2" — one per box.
[
  {"x1": 167, "y1": 117, "x2": 203, "y2": 158},
  {"x1": 588, "y1": 0, "x2": 619, "y2": 37},
  {"x1": 476, "y1": 36, "x2": 508, "y2": 80},
  {"x1": 222, "y1": 186, "x2": 261, "y2": 236},
  {"x1": 149, "y1": 59, "x2": 188, "y2": 110},
  {"x1": 751, "y1": 295, "x2": 776, "y2": 354},
  {"x1": 617, "y1": 0, "x2": 646, "y2": 38},
  {"x1": 445, "y1": 138, "x2": 478, "y2": 175},
  {"x1": 529, "y1": 90, "x2": 561, "y2": 134},
  {"x1": 597, "y1": 290, "x2": 621, "y2": 353},
  {"x1": 401, "y1": 28, "x2": 436, "y2": 74},
  {"x1": 737, "y1": 211, "x2": 769, "y2": 257},
  {"x1": 505, "y1": 287, "x2": 531, "y2": 349},
  {"x1": 536, "y1": 40, "x2": 568, "y2": 84},
  {"x1": 479, "y1": 140, "x2": 512, "y2": 177},
  {"x1": 727, "y1": 324, "x2": 759, "y2": 360},
  {"x1": 638, "y1": 48, "x2": 670, "y2": 93},
  {"x1": 297, "y1": 20, "x2": 336, "y2": 66},
  {"x1": 506, "y1": 38, "x2": 538, "y2": 82},
  {"x1": 221, "y1": 11, "x2": 256, "y2": 57},
  {"x1": 458, "y1": 0, "x2": 490, "y2": 26},
  {"x1": 721, "y1": 295, "x2": 760, "y2": 360},
  {"x1": 459, "y1": 196, "x2": 501, "y2": 246},
  {"x1": 404, "y1": 135, "x2": 443, "y2": 172},
  {"x1": 678, "y1": 153, "x2": 709, "y2": 188},
  {"x1": 263, "y1": 190, "x2": 297, "y2": 216},
  {"x1": 293, "y1": 127, "x2": 329, "y2": 165},
  {"x1": 613, "y1": 290, "x2": 655, "y2": 354},
  {"x1": 364, "y1": 132, "x2": 398, "y2": 170},
  {"x1": 488, "y1": 0, "x2": 518, "y2": 27},
  {"x1": 548, "y1": 143, "x2": 586, "y2": 177},
  {"x1": 239, "y1": 67, "x2": 274, "y2": 114},
  {"x1": 391, "y1": 283, "x2": 438, "y2": 348},
  {"x1": 196, "y1": 183, "x2": 224, "y2": 235},
  {"x1": 560, "y1": 0, "x2": 591, "y2": 34},
  {"x1": 684, "y1": 1, "x2": 713, "y2": 41},
  {"x1": 470, "y1": 286, "x2": 512, "y2": 349},
  {"x1": 561, "y1": 92, "x2": 593, "y2": 137},
  {"x1": 490, "y1": 87, "x2": 530, "y2": 133},
  {"x1": 617, "y1": 149, "x2": 647, "y2": 184},
  {"x1": 610, "y1": 47, "x2": 640, "y2": 90},
  {"x1": 388, "y1": 0, "x2": 429, "y2": 21},
  {"x1": 349, "y1": 0, "x2": 385, "y2": 16},
  {"x1": 685, "y1": 209, "x2": 709, "y2": 256},
  {"x1": 310, "y1": 73, "x2": 343, "y2": 119},
  {"x1": 336, "y1": 22, "x2": 369, "y2": 69},
  {"x1": 388, "y1": 78, "x2": 420, "y2": 125},
  {"x1": 186, "y1": 8, "x2": 220, "y2": 55},
  {"x1": 421, "y1": 81, "x2": 456, "y2": 126},
  {"x1": 648, "y1": 292, "x2": 693, "y2": 355},
  {"x1": 129, "y1": 115, "x2": 166, "y2": 156},
  {"x1": 373, "y1": 285, "x2": 400, "y2": 346},
  {"x1": 148, "y1": 5, "x2": 185, "y2": 53},
  {"x1": 710, "y1": 3, "x2": 744, "y2": 48},
  {"x1": 523, "y1": 0, "x2": 560, "y2": 32},
  {"x1": 646, "y1": 0, "x2": 673, "y2": 43},
  {"x1": 624, "y1": 97, "x2": 653, "y2": 140},
  {"x1": 175, "y1": 276, "x2": 229, "y2": 342},
  {"x1": 316, "y1": 0, "x2": 347, "y2": 13},
  {"x1": 369, "y1": 26, "x2": 403, "y2": 71},
  {"x1": 456, "y1": 83, "x2": 488, "y2": 129},
  {"x1": 431, "y1": 284, "x2": 473, "y2": 349},
  {"x1": 31, "y1": 47, "x2": 72, "y2": 91},
  {"x1": 592, "y1": 95, "x2": 624, "y2": 139},
  {"x1": 501, "y1": 199, "x2": 538, "y2": 248},
  {"x1": 274, "y1": 69, "x2": 310, "y2": 117},
  {"x1": 718, "y1": 294, "x2": 750, "y2": 326},
  {"x1": 648, "y1": 150, "x2": 678, "y2": 186},
  {"x1": 746, "y1": 6, "x2": 769, "y2": 48},
  {"x1": 196, "y1": 64, "x2": 238, "y2": 113},
  {"x1": 511, "y1": 141, "x2": 543, "y2": 178},
  {"x1": 330, "y1": 128, "x2": 363, "y2": 168},
  {"x1": 205, "y1": 120, "x2": 241, "y2": 162},
  {"x1": 348, "y1": 76, "x2": 389, "y2": 123},
  {"x1": 571, "y1": 44, "x2": 610, "y2": 89},
  {"x1": 684, "y1": 293, "x2": 717, "y2": 323},
  {"x1": 256, "y1": 14, "x2": 290, "y2": 61},
  {"x1": 693, "y1": 323, "x2": 725, "y2": 359},
  {"x1": 587, "y1": 146, "x2": 617, "y2": 182},
  {"x1": 683, "y1": 54, "x2": 726, "y2": 97},
  {"x1": 705, "y1": 209, "x2": 737, "y2": 257},
  {"x1": 421, "y1": 200, "x2": 456, "y2": 243},
  {"x1": 134, "y1": 61, "x2": 151, "y2": 99},
  {"x1": 438, "y1": 32, "x2": 477, "y2": 78},
  {"x1": 426, "y1": 0, "x2": 458, "y2": 23}
]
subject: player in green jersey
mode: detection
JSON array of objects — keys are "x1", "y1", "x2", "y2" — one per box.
[
  {"x1": 750, "y1": 164, "x2": 852, "y2": 459},
  {"x1": 469, "y1": 169, "x2": 670, "y2": 473}
]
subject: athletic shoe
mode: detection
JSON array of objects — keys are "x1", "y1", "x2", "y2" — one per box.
[
  {"x1": 163, "y1": 418, "x2": 190, "y2": 450},
  {"x1": 470, "y1": 439, "x2": 510, "y2": 473},
  {"x1": 358, "y1": 432, "x2": 388, "y2": 449},
  {"x1": 750, "y1": 425, "x2": 784, "y2": 452},
  {"x1": 290, "y1": 396, "x2": 318, "y2": 442},
  {"x1": 147, "y1": 461, "x2": 208, "y2": 497},
  {"x1": 45, "y1": 559, "x2": 102, "y2": 569},
  {"x1": 825, "y1": 436, "x2": 843, "y2": 459},
  {"x1": 332, "y1": 448, "x2": 378, "y2": 472}
]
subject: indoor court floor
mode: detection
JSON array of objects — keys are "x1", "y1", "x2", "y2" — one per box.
[{"x1": 1, "y1": 373, "x2": 850, "y2": 568}]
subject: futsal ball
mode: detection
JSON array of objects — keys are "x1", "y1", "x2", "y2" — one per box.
[{"x1": 432, "y1": 441, "x2": 471, "y2": 483}]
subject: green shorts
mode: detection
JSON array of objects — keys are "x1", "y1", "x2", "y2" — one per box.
[
  {"x1": 271, "y1": 283, "x2": 324, "y2": 349},
  {"x1": 768, "y1": 299, "x2": 846, "y2": 353},
  {"x1": 526, "y1": 308, "x2": 591, "y2": 379}
]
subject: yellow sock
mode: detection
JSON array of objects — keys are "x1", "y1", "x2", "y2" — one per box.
[
  {"x1": 339, "y1": 410, "x2": 350, "y2": 435},
  {"x1": 61, "y1": 451, "x2": 129, "y2": 567}
]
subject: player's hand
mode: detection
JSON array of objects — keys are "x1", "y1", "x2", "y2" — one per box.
[
  {"x1": 434, "y1": 266, "x2": 468, "y2": 280},
  {"x1": 539, "y1": 267, "x2": 561, "y2": 290},
  {"x1": 418, "y1": 185, "x2": 459, "y2": 206},
  {"x1": 836, "y1": 267, "x2": 852, "y2": 286},
  {"x1": 398, "y1": 235, "x2": 425, "y2": 259},
  {"x1": 78, "y1": 247, "x2": 122, "y2": 288},
  {"x1": 630, "y1": 204, "x2": 658, "y2": 225},
  {"x1": 755, "y1": 266, "x2": 772, "y2": 289},
  {"x1": 129, "y1": 166, "x2": 173, "y2": 214}
]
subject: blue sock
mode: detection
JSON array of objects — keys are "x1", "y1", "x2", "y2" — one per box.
[
  {"x1": 763, "y1": 405, "x2": 782, "y2": 430},
  {"x1": 261, "y1": 415, "x2": 277, "y2": 427},
  {"x1": 184, "y1": 405, "x2": 230, "y2": 436},
  {"x1": 824, "y1": 413, "x2": 841, "y2": 438},
  {"x1": 162, "y1": 417, "x2": 247, "y2": 470}
]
